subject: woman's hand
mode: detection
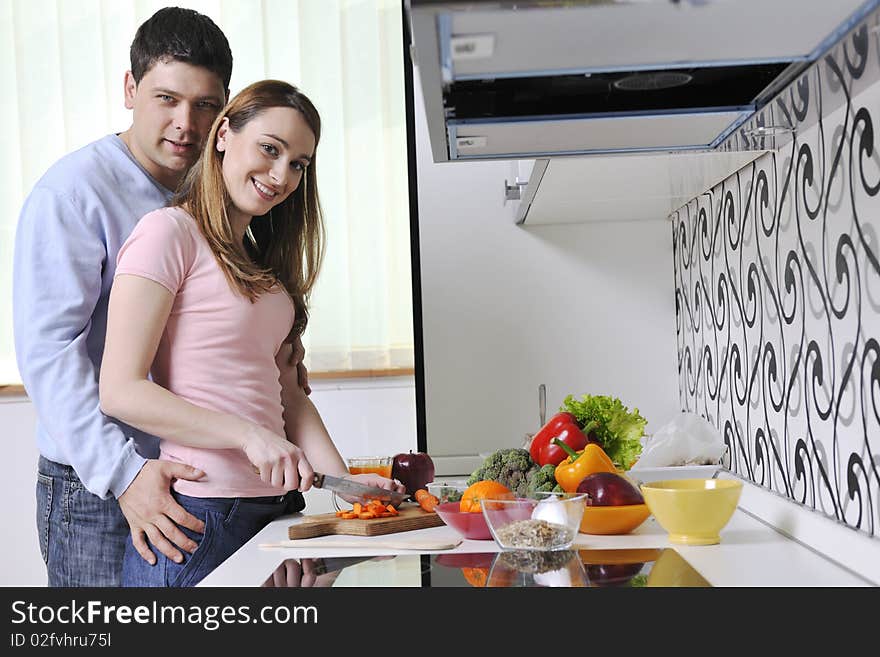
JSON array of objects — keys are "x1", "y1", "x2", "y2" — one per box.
[
  {"x1": 262, "y1": 558, "x2": 318, "y2": 588},
  {"x1": 338, "y1": 473, "x2": 407, "y2": 504},
  {"x1": 242, "y1": 425, "x2": 315, "y2": 492}
]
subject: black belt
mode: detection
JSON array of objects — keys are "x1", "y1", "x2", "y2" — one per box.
[{"x1": 244, "y1": 491, "x2": 301, "y2": 505}]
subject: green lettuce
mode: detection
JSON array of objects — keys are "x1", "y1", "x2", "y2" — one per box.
[
  {"x1": 560, "y1": 393, "x2": 647, "y2": 469},
  {"x1": 625, "y1": 574, "x2": 649, "y2": 587}
]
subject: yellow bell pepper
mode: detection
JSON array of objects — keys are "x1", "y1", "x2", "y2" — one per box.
[{"x1": 552, "y1": 438, "x2": 617, "y2": 493}]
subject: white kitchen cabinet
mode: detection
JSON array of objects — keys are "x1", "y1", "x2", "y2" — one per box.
[
  {"x1": 514, "y1": 150, "x2": 765, "y2": 225},
  {"x1": 407, "y1": 0, "x2": 878, "y2": 161},
  {"x1": 437, "y1": 1, "x2": 870, "y2": 80},
  {"x1": 407, "y1": 1, "x2": 879, "y2": 231}
]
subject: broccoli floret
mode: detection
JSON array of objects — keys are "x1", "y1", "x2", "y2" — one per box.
[
  {"x1": 527, "y1": 463, "x2": 564, "y2": 495},
  {"x1": 467, "y1": 448, "x2": 539, "y2": 497}
]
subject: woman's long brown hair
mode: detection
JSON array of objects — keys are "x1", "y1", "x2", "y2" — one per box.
[{"x1": 172, "y1": 79, "x2": 324, "y2": 340}]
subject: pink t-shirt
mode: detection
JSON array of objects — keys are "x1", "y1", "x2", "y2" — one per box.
[{"x1": 115, "y1": 206, "x2": 295, "y2": 497}]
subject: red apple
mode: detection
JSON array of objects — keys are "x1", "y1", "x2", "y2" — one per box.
[
  {"x1": 586, "y1": 562, "x2": 645, "y2": 587},
  {"x1": 576, "y1": 472, "x2": 644, "y2": 506},
  {"x1": 391, "y1": 451, "x2": 435, "y2": 497}
]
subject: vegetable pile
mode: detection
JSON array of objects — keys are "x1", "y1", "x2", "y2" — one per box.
[
  {"x1": 560, "y1": 393, "x2": 646, "y2": 469},
  {"x1": 462, "y1": 394, "x2": 646, "y2": 500}
]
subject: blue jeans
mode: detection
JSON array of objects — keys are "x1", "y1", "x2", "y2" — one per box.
[
  {"x1": 122, "y1": 490, "x2": 305, "y2": 587},
  {"x1": 36, "y1": 456, "x2": 129, "y2": 587}
]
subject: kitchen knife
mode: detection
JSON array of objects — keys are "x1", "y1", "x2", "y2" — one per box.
[{"x1": 311, "y1": 472, "x2": 409, "y2": 506}]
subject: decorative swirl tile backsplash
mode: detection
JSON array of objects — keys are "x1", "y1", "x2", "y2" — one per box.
[{"x1": 674, "y1": 18, "x2": 880, "y2": 539}]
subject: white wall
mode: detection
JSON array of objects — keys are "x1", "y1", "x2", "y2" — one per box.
[
  {"x1": 413, "y1": 69, "x2": 682, "y2": 475},
  {"x1": 0, "y1": 378, "x2": 416, "y2": 586},
  {"x1": 2, "y1": 396, "x2": 43, "y2": 586}
]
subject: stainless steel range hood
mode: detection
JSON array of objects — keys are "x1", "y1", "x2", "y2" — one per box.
[{"x1": 406, "y1": 0, "x2": 880, "y2": 162}]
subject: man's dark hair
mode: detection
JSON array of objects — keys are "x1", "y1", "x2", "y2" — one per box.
[{"x1": 130, "y1": 7, "x2": 233, "y2": 92}]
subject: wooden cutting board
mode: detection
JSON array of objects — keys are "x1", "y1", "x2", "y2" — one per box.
[{"x1": 288, "y1": 504, "x2": 444, "y2": 539}]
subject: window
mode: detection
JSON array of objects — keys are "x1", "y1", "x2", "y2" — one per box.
[{"x1": 0, "y1": 0, "x2": 413, "y2": 384}]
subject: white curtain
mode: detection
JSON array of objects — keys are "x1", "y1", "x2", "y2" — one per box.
[{"x1": 0, "y1": 0, "x2": 414, "y2": 382}]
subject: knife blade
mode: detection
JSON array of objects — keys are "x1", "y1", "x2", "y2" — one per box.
[{"x1": 311, "y1": 472, "x2": 409, "y2": 506}]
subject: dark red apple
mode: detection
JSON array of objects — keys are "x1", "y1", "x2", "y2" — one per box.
[
  {"x1": 576, "y1": 472, "x2": 644, "y2": 506},
  {"x1": 391, "y1": 451, "x2": 435, "y2": 497},
  {"x1": 586, "y1": 562, "x2": 645, "y2": 587}
]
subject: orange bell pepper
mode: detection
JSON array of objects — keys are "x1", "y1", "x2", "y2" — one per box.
[{"x1": 552, "y1": 438, "x2": 617, "y2": 492}]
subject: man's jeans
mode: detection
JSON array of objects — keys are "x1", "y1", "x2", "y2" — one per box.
[
  {"x1": 36, "y1": 456, "x2": 129, "y2": 587},
  {"x1": 122, "y1": 490, "x2": 305, "y2": 587}
]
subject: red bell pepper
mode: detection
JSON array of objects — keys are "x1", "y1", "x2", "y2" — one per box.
[{"x1": 530, "y1": 412, "x2": 593, "y2": 466}]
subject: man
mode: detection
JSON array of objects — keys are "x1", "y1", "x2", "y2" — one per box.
[{"x1": 12, "y1": 7, "x2": 309, "y2": 587}]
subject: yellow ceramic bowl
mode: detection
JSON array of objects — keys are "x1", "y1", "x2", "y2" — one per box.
[
  {"x1": 579, "y1": 503, "x2": 651, "y2": 535},
  {"x1": 646, "y1": 548, "x2": 711, "y2": 587},
  {"x1": 640, "y1": 478, "x2": 743, "y2": 546}
]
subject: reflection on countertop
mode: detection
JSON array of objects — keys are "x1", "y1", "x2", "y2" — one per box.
[{"x1": 259, "y1": 547, "x2": 711, "y2": 588}]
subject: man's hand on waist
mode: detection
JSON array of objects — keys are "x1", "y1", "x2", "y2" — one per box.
[{"x1": 117, "y1": 460, "x2": 206, "y2": 566}]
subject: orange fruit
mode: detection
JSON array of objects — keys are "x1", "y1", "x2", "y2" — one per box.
[
  {"x1": 459, "y1": 480, "x2": 512, "y2": 513},
  {"x1": 461, "y1": 567, "x2": 489, "y2": 587}
]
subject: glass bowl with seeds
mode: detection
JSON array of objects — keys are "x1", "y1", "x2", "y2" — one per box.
[
  {"x1": 486, "y1": 550, "x2": 588, "y2": 587},
  {"x1": 481, "y1": 492, "x2": 587, "y2": 551}
]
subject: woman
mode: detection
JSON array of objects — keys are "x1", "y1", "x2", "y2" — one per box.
[{"x1": 99, "y1": 80, "x2": 404, "y2": 587}]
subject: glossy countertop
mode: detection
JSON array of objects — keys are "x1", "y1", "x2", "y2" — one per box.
[{"x1": 197, "y1": 483, "x2": 875, "y2": 587}]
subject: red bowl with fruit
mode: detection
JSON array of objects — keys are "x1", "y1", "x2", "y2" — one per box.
[
  {"x1": 433, "y1": 502, "x2": 493, "y2": 540},
  {"x1": 434, "y1": 552, "x2": 496, "y2": 569}
]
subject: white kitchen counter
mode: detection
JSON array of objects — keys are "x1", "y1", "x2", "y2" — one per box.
[{"x1": 198, "y1": 477, "x2": 877, "y2": 587}]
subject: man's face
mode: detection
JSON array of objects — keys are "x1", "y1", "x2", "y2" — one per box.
[{"x1": 122, "y1": 59, "x2": 226, "y2": 190}]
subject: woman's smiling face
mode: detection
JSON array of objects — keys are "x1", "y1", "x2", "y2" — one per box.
[{"x1": 216, "y1": 106, "x2": 316, "y2": 228}]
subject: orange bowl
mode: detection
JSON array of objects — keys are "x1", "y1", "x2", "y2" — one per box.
[{"x1": 579, "y1": 503, "x2": 651, "y2": 535}]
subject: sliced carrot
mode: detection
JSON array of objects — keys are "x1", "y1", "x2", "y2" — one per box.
[
  {"x1": 419, "y1": 494, "x2": 439, "y2": 513},
  {"x1": 373, "y1": 501, "x2": 391, "y2": 513},
  {"x1": 414, "y1": 489, "x2": 429, "y2": 502},
  {"x1": 337, "y1": 498, "x2": 405, "y2": 520}
]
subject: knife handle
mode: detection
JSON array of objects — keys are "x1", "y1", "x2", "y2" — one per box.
[{"x1": 311, "y1": 473, "x2": 342, "y2": 511}]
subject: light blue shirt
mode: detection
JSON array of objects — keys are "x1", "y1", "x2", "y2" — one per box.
[{"x1": 13, "y1": 134, "x2": 173, "y2": 498}]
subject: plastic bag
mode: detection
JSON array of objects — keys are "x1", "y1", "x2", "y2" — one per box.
[{"x1": 630, "y1": 412, "x2": 724, "y2": 469}]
